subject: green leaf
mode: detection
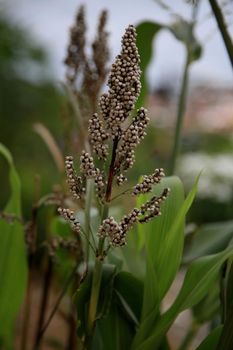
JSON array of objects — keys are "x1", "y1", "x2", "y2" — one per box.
[
  {"x1": 216, "y1": 259, "x2": 233, "y2": 350},
  {"x1": 184, "y1": 220, "x2": 233, "y2": 263},
  {"x1": 148, "y1": 176, "x2": 187, "y2": 300},
  {"x1": 196, "y1": 325, "x2": 223, "y2": 350},
  {"x1": 94, "y1": 294, "x2": 135, "y2": 350},
  {"x1": 0, "y1": 143, "x2": 28, "y2": 347},
  {"x1": 135, "y1": 247, "x2": 233, "y2": 350},
  {"x1": 135, "y1": 19, "x2": 202, "y2": 109},
  {"x1": 192, "y1": 279, "x2": 220, "y2": 324},
  {"x1": 114, "y1": 271, "x2": 143, "y2": 325},
  {"x1": 135, "y1": 21, "x2": 163, "y2": 108},
  {"x1": 216, "y1": 304, "x2": 233, "y2": 350},
  {"x1": 169, "y1": 19, "x2": 202, "y2": 63},
  {"x1": 132, "y1": 176, "x2": 185, "y2": 348}
]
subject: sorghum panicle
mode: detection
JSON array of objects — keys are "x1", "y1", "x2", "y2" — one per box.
[
  {"x1": 99, "y1": 25, "x2": 141, "y2": 136},
  {"x1": 64, "y1": 5, "x2": 86, "y2": 84},
  {"x1": 60, "y1": 24, "x2": 170, "y2": 249}
]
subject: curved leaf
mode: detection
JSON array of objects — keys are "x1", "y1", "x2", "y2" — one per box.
[
  {"x1": 114, "y1": 271, "x2": 143, "y2": 325},
  {"x1": 184, "y1": 220, "x2": 233, "y2": 263},
  {"x1": 0, "y1": 143, "x2": 28, "y2": 348},
  {"x1": 133, "y1": 176, "x2": 185, "y2": 348},
  {"x1": 135, "y1": 247, "x2": 233, "y2": 350},
  {"x1": 136, "y1": 21, "x2": 163, "y2": 109},
  {"x1": 197, "y1": 325, "x2": 223, "y2": 350}
]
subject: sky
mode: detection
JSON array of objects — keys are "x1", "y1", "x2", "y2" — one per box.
[{"x1": 3, "y1": 0, "x2": 233, "y2": 88}]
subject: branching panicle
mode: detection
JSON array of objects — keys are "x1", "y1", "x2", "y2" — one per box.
[
  {"x1": 63, "y1": 24, "x2": 169, "y2": 249},
  {"x1": 64, "y1": 5, "x2": 86, "y2": 84},
  {"x1": 92, "y1": 10, "x2": 109, "y2": 80}
]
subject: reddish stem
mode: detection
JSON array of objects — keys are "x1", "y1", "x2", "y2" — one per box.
[{"x1": 105, "y1": 138, "x2": 118, "y2": 202}]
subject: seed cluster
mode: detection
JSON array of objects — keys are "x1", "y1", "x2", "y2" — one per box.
[
  {"x1": 98, "y1": 216, "x2": 122, "y2": 241},
  {"x1": 92, "y1": 10, "x2": 109, "y2": 82},
  {"x1": 132, "y1": 168, "x2": 165, "y2": 195},
  {"x1": 98, "y1": 208, "x2": 140, "y2": 247},
  {"x1": 58, "y1": 207, "x2": 81, "y2": 235},
  {"x1": 117, "y1": 107, "x2": 149, "y2": 170},
  {"x1": 116, "y1": 174, "x2": 127, "y2": 186},
  {"x1": 88, "y1": 113, "x2": 109, "y2": 159},
  {"x1": 99, "y1": 25, "x2": 141, "y2": 136},
  {"x1": 94, "y1": 169, "x2": 106, "y2": 200},
  {"x1": 139, "y1": 188, "x2": 170, "y2": 223},
  {"x1": 80, "y1": 151, "x2": 98, "y2": 178},
  {"x1": 65, "y1": 156, "x2": 85, "y2": 200},
  {"x1": 119, "y1": 208, "x2": 140, "y2": 236},
  {"x1": 64, "y1": 5, "x2": 86, "y2": 84}
]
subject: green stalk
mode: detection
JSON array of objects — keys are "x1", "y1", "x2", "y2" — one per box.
[
  {"x1": 208, "y1": 0, "x2": 233, "y2": 69},
  {"x1": 85, "y1": 179, "x2": 93, "y2": 260},
  {"x1": 85, "y1": 204, "x2": 109, "y2": 348},
  {"x1": 168, "y1": 54, "x2": 190, "y2": 175}
]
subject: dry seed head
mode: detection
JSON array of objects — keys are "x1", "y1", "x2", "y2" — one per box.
[
  {"x1": 92, "y1": 9, "x2": 109, "y2": 79},
  {"x1": 64, "y1": 5, "x2": 86, "y2": 84},
  {"x1": 58, "y1": 207, "x2": 81, "y2": 234},
  {"x1": 119, "y1": 208, "x2": 140, "y2": 235},
  {"x1": 98, "y1": 216, "x2": 122, "y2": 240},
  {"x1": 139, "y1": 188, "x2": 170, "y2": 223},
  {"x1": 132, "y1": 168, "x2": 165, "y2": 195},
  {"x1": 88, "y1": 113, "x2": 109, "y2": 159},
  {"x1": 99, "y1": 25, "x2": 141, "y2": 136},
  {"x1": 117, "y1": 174, "x2": 127, "y2": 186},
  {"x1": 80, "y1": 151, "x2": 97, "y2": 178},
  {"x1": 65, "y1": 156, "x2": 85, "y2": 199},
  {"x1": 94, "y1": 169, "x2": 106, "y2": 200},
  {"x1": 97, "y1": 208, "x2": 140, "y2": 247},
  {"x1": 117, "y1": 107, "x2": 149, "y2": 170}
]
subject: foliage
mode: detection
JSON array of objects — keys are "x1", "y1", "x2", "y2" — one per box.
[{"x1": 0, "y1": 144, "x2": 27, "y2": 348}]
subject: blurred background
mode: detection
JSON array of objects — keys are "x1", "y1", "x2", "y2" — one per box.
[{"x1": 1, "y1": 0, "x2": 233, "y2": 224}]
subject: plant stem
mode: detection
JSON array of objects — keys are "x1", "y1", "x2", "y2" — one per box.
[
  {"x1": 38, "y1": 261, "x2": 80, "y2": 340},
  {"x1": 85, "y1": 179, "x2": 94, "y2": 260},
  {"x1": 168, "y1": 54, "x2": 190, "y2": 175},
  {"x1": 85, "y1": 136, "x2": 118, "y2": 348},
  {"x1": 105, "y1": 138, "x2": 118, "y2": 202},
  {"x1": 208, "y1": 0, "x2": 233, "y2": 69},
  {"x1": 34, "y1": 258, "x2": 53, "y2": 350},
  {"x1": 85, "y1": 205, "x2": 109, "y2": 346},
  {"x1": 66, "y1": 295, "x2": 78, "y2": 349},
  {"x1": 20, "y1": 257, "x2": 33, "y2": 350}
]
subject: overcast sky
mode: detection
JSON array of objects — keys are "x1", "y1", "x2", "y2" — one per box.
[{"x1": 3, "y1": 0, "x2": 233, "y2": 88}]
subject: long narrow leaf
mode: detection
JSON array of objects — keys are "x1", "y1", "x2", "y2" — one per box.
[
  {"x1": 135, "y1": 247, "x2": 233, "y2": 350},
  {"x1": 0, "y1": 144, "x2": 28, "y2": 347}
]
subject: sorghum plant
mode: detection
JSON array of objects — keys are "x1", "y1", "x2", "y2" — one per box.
[
  {"x1": 59, "y1": 24, "x2": 170, "y2": 347},
  {"x1": 63, "y1": 5, "x2": 110, "y2": 154}
]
